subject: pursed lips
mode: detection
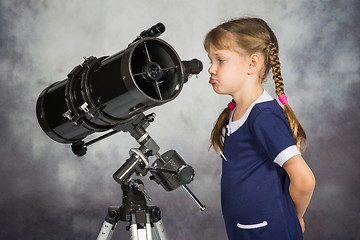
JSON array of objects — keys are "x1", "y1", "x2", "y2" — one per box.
[{"x1": 209, "y1": 77, "x2": 217, "y2": 84}]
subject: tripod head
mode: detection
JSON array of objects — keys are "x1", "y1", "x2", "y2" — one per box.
[{"x1": 111, "y1": 112, "x2": 195, "y2": 190}]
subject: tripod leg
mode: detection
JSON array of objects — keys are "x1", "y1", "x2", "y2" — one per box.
[
  {"x1": 129, "y1": 213, "x2": 154, "y2": 240},
  {"x1": 152, "y1": 219, "x2": 168, "y2": 240},
  {"x1": 130, "y1": 213, "x2": 139, "y2": 240},
  {"x1": 97, "y1": 220, "x2": 115, "y2": 240},
  {"x1": 145, "y1": 213, "x2": 152, "y2": 240},
  {"x1": 96, "y1": 207, "x2": 119, "y2": 240},
  {"x1": 148, "y1": 206, "x2": 168, "y2": 240}
]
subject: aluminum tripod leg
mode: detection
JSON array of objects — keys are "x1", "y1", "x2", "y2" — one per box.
[
  {"x1": 129, "y1": 212, "x2": 168, "y2": 240},
  {"x1": 96, "y1": 206, "x2": 119, "y2": 240},
  {"x1": 152, "y1": 218, "x2": 167, "y2": 240},
  {"x1": 97, "y1": 220, "x2": 116, "y2": 240}
]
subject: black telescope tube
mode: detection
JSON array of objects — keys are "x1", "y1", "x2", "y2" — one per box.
[{"x1": 36, "y1": 37, "x2": 186, "y2": 144}]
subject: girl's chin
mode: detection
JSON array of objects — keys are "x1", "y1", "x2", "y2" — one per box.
[{"x1": 212, "y1": 86, "x2": 228, "y2": 95}]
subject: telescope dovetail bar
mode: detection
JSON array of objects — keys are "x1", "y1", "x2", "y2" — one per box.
[{"x1": 36, "y1": 22, "x2": 205, "y2": 239}]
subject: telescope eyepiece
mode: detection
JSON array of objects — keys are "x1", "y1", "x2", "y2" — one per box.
[
  {"x1": 140, "y1": 23, "x2": 165, "y2": 38},
  {"x1": 182, "y1": 59, "x2": 203, "y2": 76}
]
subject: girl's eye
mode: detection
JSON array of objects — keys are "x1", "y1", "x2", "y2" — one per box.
[{"x1": 209, "y1": 59, "x2": 224, "y2": 64}]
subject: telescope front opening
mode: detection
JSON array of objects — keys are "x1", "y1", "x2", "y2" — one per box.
[{"x1": 131, "y1": 39, "x2": 182, "y2": 101}]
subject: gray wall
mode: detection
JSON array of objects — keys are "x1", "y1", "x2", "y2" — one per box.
[{"x1": 1, "y1": 0, "x2": 359, "y2": 239}]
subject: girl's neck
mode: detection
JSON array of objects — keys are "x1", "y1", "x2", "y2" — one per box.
[{"x1": 231, "y1": 84, "x2": 264, "y2": 121}]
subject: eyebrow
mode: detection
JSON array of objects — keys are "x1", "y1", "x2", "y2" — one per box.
[
  {"x1": 209, "y1": 48, "x2": 230, "y2": 55},
  {"x1": 208, "y1": 51, "x2": 227, "y2": 58}
]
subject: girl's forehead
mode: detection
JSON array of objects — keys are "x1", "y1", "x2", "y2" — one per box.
[
  {"x1": 208, "y1": 46, "x2": 230, "y2": 55},
  {"x1": 207, "y1": 45, "x2": 247, "y2": 57},
  {"x1": 205, "y1": 32, "x2": 247, "y2": 56}
]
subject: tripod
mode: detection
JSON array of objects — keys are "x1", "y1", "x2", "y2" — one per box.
[
  {"x1": 71, "y1": 113, "x2": 205, "y2": 239},
  {"x1": 97, "y1": 179, "x2": 168, "y2": 240}
]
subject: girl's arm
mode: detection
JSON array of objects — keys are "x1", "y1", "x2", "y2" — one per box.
[{"x1": 283, "y1": 155, "x2": 316, "y2": 233}]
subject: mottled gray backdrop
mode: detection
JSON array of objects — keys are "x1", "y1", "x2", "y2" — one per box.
[{"x1": 1, "y1": 0, "x2": 359, "y2": 239}]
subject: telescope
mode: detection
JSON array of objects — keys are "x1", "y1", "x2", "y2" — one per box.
[
  {"x1": 36, "y1": 23, "x2": 205, "y2": 239},
  {"x1": 36, "y1": 23, "x2": 202, "y2": 144}
]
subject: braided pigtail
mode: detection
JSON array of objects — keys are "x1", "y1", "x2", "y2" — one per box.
[
  {"x1": 210, "y1": 101, "x2": 234, "y2": 153},
  {"x1": 268, "y1": 43, "x2": 307, "y2": 152}
]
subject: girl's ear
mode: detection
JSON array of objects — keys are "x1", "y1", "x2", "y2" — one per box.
[{"x1": 248, "y1": 53, "x2": 263, "y2": 74}]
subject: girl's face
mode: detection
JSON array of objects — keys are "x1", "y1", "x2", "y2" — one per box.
[{"x1": 207, "y1": 45, "x2": 250, "y2": 96}]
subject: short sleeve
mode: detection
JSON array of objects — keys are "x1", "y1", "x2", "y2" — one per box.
[{"x1": 250, "y1": 108, "x2": 300, "y2": 166}]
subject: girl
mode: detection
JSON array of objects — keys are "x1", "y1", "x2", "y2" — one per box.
[{"x1": 204, "y1": 18, "x2": 315, "y2": 240}]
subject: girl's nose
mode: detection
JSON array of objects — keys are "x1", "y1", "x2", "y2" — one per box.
[{"x1": 208, "y1": 64, "x2": 216, "y2": 75}]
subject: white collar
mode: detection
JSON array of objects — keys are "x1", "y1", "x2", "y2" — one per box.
[{"x1": 227, "y1": 90, "x2": 274, "y2": 135}]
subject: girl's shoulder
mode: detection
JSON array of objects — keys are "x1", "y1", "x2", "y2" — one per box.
[
  {"x1": 251, "y1": 100, "x2": 284, "y2": 118},
  {"x1": 248, "y1": 100, "x2": 290, "y2": 132}
]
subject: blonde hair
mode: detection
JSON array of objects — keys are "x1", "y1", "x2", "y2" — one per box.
[{"x1": 205, "y1": 17, "x2": 306, "y2": 153}]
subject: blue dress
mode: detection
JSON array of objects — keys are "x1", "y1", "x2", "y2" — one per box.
[{"x1": 221, "y1": 91, "x2": 303, "y2": 240}]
